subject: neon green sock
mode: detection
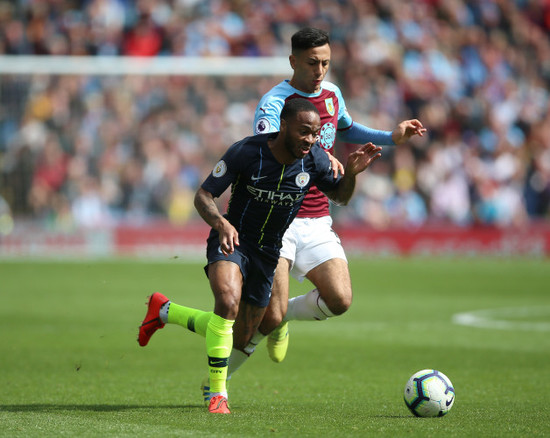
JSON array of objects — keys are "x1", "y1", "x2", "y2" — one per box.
[
  {"x1": 193, "y1": 311, "x2": 213, "y2": 337},
  {"x1": 206, "y1": 313, "x2": 234, "y2": 395},
  {"x1": 167, "y1": 303, "x2": 212, "y2": 337}
]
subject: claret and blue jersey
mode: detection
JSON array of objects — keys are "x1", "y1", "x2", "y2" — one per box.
[
  {"x1": 201, "y1": 132, "x2": 341, "y2": 256},
  {"x1": 253, "y1": 79, "x2": 353, "y2": 218}
]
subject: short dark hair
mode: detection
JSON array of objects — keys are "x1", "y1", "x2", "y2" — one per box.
[
  {"x1": 291, "y1": 27, "x2": 330, "y2": 53},
  {"x1": 280, "y1": 98, "x2": 319, "y2": 122}
]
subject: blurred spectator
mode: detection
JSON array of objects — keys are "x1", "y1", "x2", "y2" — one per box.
[
  {"x1": 0, "y1": 192, "x2": 14, "y2": 235},
  {"x1": 122, "y1": 12, "x2": 165, "y2": 56},
  {"x1": 27, "y1": 134, "x2": 69, "y2": 220},
  {"x1": 71, "y1": 175, "x2": 113, "y2": 228},
  {"x1": 0, "y1": 0, "x2": 549, "y2": 230}
]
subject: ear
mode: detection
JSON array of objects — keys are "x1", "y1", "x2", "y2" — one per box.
[
  {"x1": 289, "y1": 54, "x2": 296, "y2": 70},
  {"x1": 280, "y1": 118, "x2": 287, "y2": 133}
]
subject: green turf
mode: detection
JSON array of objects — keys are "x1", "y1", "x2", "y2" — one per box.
[{"x1": 1, "y1": 258, "x2": 549, "y2": 437}]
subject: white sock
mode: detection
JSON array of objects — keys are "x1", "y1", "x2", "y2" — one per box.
[
  {"x1": 159, "y1": 301, "x2": 170, "y2": 323},
  {"x1": 227, "y1": 349, "x2": 248, "y2": 379},
  {"x1": 284, "y1": 289, "x2": 336, "y2": 321},
  {"x1": 227, "y1": 331, "x2": 266, "y2": 378},
  {"x1": 244, "y1": 331, "x2": 265, "y2": 354}
]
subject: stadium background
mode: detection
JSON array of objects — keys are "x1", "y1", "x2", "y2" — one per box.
[{"x1": 1, "y1": 0, "x2": 549, "y2": 257}]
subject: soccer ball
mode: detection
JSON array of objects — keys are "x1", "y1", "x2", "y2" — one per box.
[{"x1": 404, "y1": 369, "x2": 455, "y2": 417}]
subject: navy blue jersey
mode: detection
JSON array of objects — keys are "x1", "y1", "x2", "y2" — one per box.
[{"x1": 201, "y1": 133, "x2": 341, "y2": 256}]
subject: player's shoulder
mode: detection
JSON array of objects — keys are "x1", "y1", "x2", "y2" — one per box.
[
  {"x1": 307, "y1": 144, "x2": 331, "y2": 167},
  {"x1": 309, "y1": 143, "x2": 329, "y2": 157},
  {"x1": 320, "y1": 80, "x2": 343, "y2": 94},
  {"x1": 319, "y1": 80, "x2": 346, "y2": 106},
  {"x1": 255, "y1": 82, "x2": 291, "y2": 134},
  {"x1": 258, "y1": 80, "x2": 294, "y2": 106},
  {"x1": 232, "y1": 133, "x2": 271, "y2": 151},
  {"x1": 222, "y1": 134, "x2": 269, "y2": 170}
]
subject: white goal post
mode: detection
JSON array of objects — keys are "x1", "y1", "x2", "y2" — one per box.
[{"x1": 0, "y1": 55, "x2": 292, "y2": 76}]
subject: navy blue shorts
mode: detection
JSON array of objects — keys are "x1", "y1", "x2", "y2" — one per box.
[{"x1": 204, "y1": 229, "x2": 277, "y2": 308}]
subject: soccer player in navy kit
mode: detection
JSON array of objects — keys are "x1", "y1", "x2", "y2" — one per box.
[
  {"x1": 138, "y1": 98, "x2": 382, "y2": 413},
  {"x1": 227, "y1": 28, "x2": 427, "y2": 372}
]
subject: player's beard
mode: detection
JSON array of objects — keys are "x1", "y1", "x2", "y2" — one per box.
[{"x1": 286, "y1": 139, "x2": 306, "y2": 160}]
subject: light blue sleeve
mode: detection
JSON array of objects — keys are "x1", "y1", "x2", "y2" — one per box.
[
  {"x1": 338, "y1": 122, "x2": 395, "y2": 145},
  {"x1": 329, "y1": 84, "x2": 395, "y2": 145},
  {"x1": 253, "y1": 95, "x2": 285, "y2": 134},
  {"x1": 333, "y1": 85, "x2": 353, "y2": 130}
]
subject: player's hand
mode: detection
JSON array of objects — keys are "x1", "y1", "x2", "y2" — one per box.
[
  {"x1": 391, "y1": 119, "x2": 426, "y2": 145},
  {"x1": 345, "y1": 142, "x2": 382, "y2": 175},
  {"x1": 217, "y1": 219, "x2": 240, "y2": 256},
  {"x1": 325, "y1": 150, "x2": 345, "y2": 177}
]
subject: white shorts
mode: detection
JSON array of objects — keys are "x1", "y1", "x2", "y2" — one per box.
[{"x1": 279, "y1": 216, "x2": 347, "y2": 281}]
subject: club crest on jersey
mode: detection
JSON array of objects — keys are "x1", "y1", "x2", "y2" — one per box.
[
  {"x1": 325, "y1": 97, "x2": 335, "y2": 116},
  {"x1": 255, "y1": 117, "x2": 271, "y2": 134},
  {"x1": 212, "y1": 160, "x2": 227, "y2": 177},
  {"x1": 295, "y1": 172, "x2": 310, "y2": 188}
]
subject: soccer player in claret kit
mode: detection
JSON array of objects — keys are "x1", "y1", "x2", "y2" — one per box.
[
  {"x1": 217, "y1": 27, "x2": 427, "y2": 379},
  {"x1": 138, "y1": 98, "x2": 382, "y2": 414}
]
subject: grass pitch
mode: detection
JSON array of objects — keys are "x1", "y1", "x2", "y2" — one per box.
[{"x1": 1, "y1": 257, "x2": 549, "y2": 437}]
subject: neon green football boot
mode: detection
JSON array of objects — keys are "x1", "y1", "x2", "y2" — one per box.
[{"x1": 267, "y1": 321, "x2": 289, "y2": 363}]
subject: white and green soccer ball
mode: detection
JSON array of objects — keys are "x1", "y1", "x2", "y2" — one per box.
[{"x1": 404, "y1": 369, "x2": 455, "y2": 417}]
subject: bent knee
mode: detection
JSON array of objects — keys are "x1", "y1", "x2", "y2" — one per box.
[
  {"x1": 214, "y1": 291, "x2": 241, "y2": 319},
  {"x1": 328, "y1": 296, "x2": 352, "y2": 316},
  {"x1": 264, "y1": 312, "x2": 284, "y2": 328},
  {"x1": 320, "y1": 290, "x2": 352, "y2": 316},
  {"x1": 259, "y1": 310, "x2": 284, "y2": 335}
]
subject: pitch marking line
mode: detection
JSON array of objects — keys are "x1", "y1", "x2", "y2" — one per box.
[{"x1": 452, "y1": 306, "x2": 550, "y2": 331}]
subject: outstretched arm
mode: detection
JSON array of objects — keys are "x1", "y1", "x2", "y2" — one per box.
[
  {"x1": 194, "y1": 187, "x2": 239, "y2": 255},
  {"x1": 391, "y1": 119, "x2": 426, "y2": 145},
  {"x1": 338, "y1": 119, "x2": 427, "y2": 147},
  {"x1": 325, "y1": 143, "x2": 382, "y2": 205}
]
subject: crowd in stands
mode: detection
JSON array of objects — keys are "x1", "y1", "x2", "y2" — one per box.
[{"x1": 0, "y1": 0, "x2": 549, "y2": 230}]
